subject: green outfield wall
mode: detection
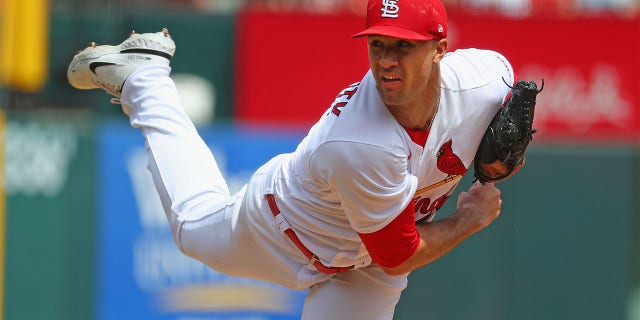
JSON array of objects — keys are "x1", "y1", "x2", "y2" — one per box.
[{"x1": 4, "y1": 113, "x2": 96, "y2": 320}]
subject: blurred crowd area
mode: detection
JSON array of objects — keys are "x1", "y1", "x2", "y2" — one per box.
[{"x1": 104, "y1": 0, "x2": 639, "y2": 17}]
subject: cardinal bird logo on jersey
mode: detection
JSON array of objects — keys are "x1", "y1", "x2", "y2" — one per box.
[
  {"x1": 413, "y1": 139, "x2": 465, "y2": 218},
  {"x1": 436, "y1": 139, "x2": 467, "y2": 177}
]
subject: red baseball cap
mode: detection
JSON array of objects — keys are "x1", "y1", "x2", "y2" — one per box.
[{"x1": 352, "y1": 0, "x2": 448, "y2": 41}]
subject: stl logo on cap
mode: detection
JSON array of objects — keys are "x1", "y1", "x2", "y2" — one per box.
[
  {"x1": 352, "y1": 0, "x2": 448, "y2": 41},
  {"x1": 381, "y1": 0, "x2": 400, "y2": 18}
]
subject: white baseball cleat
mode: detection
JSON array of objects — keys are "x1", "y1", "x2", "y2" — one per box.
[{"x1": 67, "y1": 28, "x2": 176, "y2": 98}]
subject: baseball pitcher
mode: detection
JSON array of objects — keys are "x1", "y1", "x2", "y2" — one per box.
[{"x1": 67, "y1": 0, "x2": 539, "y2": 318}]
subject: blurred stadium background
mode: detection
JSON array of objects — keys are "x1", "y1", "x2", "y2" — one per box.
[{"x1": 0, "y1": 0, "x2": 639, "y2": 319}]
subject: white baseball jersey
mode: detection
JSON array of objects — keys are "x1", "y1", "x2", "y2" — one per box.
[{"x1": 257, "y1": 48, "x2": 514, "y2": 268}]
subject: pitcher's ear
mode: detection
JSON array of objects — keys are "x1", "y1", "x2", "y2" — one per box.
[{"x1": 434, "y1": 39, "x2": 448, "y2": 63}]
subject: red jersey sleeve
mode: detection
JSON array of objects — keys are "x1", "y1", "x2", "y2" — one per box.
[{"x1": 358, "y1": 201, "x2": 420, "y2": 268}]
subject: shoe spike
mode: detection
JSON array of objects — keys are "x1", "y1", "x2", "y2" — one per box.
[
  {"x1": 129, "y1": 30, "x2": 137, "y2": 36},
  {"x1": 87, "y1": 41, "x2": 97, "y2": 48},
  {"x1": 162, "y1": 28, "x2": 170, "y2": 37}
]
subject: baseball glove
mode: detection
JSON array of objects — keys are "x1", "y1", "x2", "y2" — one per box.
[{"x1": 473, "y1": 79, "x2": 543, "y2": 183}]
